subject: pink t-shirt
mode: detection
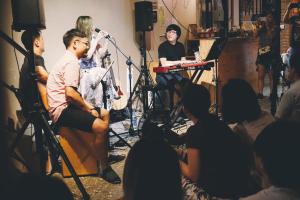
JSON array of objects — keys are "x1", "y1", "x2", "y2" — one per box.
[{"x1": 47, "y1": 50, "x2": 80, "y2": 122}]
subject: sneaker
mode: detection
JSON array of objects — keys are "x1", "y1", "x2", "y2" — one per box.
[
  {"x1": 99, "y1": 166, "x2": 121, "y2": 184},
  {"x1": 108, "y1": 154, "x2": 125, "y2": 165},
  {"x1": 257, "y1": 93, "x2": 264, "y2": 99}
]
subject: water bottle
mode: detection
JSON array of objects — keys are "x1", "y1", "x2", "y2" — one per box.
[{"x1": 132, "y1": 111, "x2": 137, "y2": 130}]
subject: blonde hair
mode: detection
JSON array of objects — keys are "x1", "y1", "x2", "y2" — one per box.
[{"x1": 76, "y1": 16, "x2": 93, "y2": 41}]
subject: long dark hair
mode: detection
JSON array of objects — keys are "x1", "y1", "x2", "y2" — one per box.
[
  {"x1": 222, "y1": 79, "x2": 261, "y2": 123},
  {"x1": 123, "y1": 138, "x2": 182, "y2": 200},
  {"x1": 254, "y1": 120, "x2": 300, "y2": 189}
]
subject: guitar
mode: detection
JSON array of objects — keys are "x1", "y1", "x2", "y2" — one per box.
[{"x1": 102, "y1": 52, "x2": 127, "y2": 110}]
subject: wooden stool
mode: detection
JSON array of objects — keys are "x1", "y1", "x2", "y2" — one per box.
[{"x1": 59, "y1": 127, "x2": 98, "y2": 177}]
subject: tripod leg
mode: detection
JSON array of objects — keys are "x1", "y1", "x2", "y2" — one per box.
[
  {"x1": 44, "y1": 135, "x2": 60, "y2": 174},
  {"x1": 109, "y1": 128, "x2": 132, "y2": 148},
  {"x1": 39, "y1": 115, "x2": 90, "y2": 200},
  {"x1": 33, "y1": 122, "x2": 48, "y2": 175},
  {"x1": 9, "y1": 119, "x2": 33, "y2": 172},
  {"x1": 9, "y1": 119, "x2": 31, "y2": 153}
]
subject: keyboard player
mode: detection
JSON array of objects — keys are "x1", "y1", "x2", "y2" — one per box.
[{"x1": 156, "y1": 24, "x2": 199, "y2": 110}]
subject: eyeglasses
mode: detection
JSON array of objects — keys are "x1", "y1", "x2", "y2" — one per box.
[
  {"x1": 76, "y1": 40, "x2": 89, "y2": 47},
  {"x1": 167, "y1": 30, "x2": 177, "y2": 34}
]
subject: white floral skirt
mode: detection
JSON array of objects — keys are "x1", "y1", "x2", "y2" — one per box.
[{"x1": 182, "y1": 177, "x2": 232, "y2": 200}]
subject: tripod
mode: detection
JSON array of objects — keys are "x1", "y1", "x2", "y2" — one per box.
[
  {"x1": 128, "y1": 31, "x2": 156, "y2": 129},
  {"x1": 0, "y1": 30, "x2": 90, "y2": 200},
  {"x1": 105, "y1": 32, "x2": 153, "y2": 135}
]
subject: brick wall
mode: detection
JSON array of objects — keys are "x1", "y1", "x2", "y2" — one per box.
[{"x1": 281, "y1": 0, "x2": 291, "y2": 53}]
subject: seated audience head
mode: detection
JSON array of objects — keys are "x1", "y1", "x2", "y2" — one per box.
[
  {"x1": 288, "y1": 48, "x2": 300, "y2": 81},
  {"x1": 140, "y1": 119, "x2": 164, "y2": 140},
  {"x1": 182, "y1": 83, "x2": 211, "y2": 119},
  {"x1": 13, "y1": 173, "x2": 74, "y2": 200},
  {"x1": 62, "y1": 29, "x2": 89, "y2": 57},
  {"x1": 254, "y1": 120, "x2": 300, "y2": 189},
  {"x1": 123, "y1": 138, "x2": 182, "y2": 200},
  {"x1": 222, "y1": 79, "x2": 261, "y2": 123},
  {"x1": 21, "y1": 30, "x2": 44, "y2": 53}
]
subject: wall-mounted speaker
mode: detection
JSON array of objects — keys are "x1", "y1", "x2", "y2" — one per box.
[
  {"x1": 135, "y1": 1, "x2": 153, "y2": 32},
  {"x1": 11, "y1": 0, "x2": 46, "y2": 31}
]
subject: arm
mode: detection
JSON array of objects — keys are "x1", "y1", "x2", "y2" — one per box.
[
  {"x1": 35, "y1": 66, "x2": 48, "y2": 84},
  {"x1": 95, "y1": 38, "x2": 108, "y2": 58},
  {"x1": 37, "y1": 82, "x2": 49, "y2": 111},
  {"x1": 64, "y1": 62, "x2": 94, "y2": 113},
  {"x1": 86, "y1": 31, "x2": 109, "y2": 59},
  {"x1": 179, "y1": 148, "x2": 200, "y2": 182},
  {"x1": 35, "y1": 65, "x2": 49, "y2": 110},
  {"x1": 65, "y1": 86, "x2": 94, "y2": 112},
  {"x1": 275, "y1": 91, "x2": 294, "y2": 120},
  {"x1": 159, "y1": 57, "x2": 195, "y2": 67},
  {"x1": 283, "y1": 3, "x2": 292, "y2": 24}
]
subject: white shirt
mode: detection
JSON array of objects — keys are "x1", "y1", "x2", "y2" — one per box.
[
  {"x1": 240, "y1": 186, "x2": 300, "y2": 200},
  {"x1": 275, "y1": 79, "x2": 300, "y2": 123}
]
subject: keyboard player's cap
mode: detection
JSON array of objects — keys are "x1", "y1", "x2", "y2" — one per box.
[{"x1": 166, "y1": 24, "x2": 181, "y2": 39}]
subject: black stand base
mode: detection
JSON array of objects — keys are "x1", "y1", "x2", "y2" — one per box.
[{"x1": 9, "y1": 111, "x2": 90, "y2": 200}]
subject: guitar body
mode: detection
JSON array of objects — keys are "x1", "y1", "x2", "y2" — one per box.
[
  {"x1": 111, "y1": 86, "x2": 127, "y2": 110},
  {"x1": 102, "y1": 51, "x2": 128, "y2": 111}
]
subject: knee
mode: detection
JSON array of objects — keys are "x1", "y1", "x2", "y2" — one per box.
[
  {"x1": 100, "y1": 108, "x2": 109, "y2": 118},
  {"x1": 92, "y1": 120, "x2": 109, "y2": 135}
]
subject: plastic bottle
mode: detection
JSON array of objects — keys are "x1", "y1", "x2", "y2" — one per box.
[{"x1": 132, "y1": 111, "x2": 137, "y2": 130}]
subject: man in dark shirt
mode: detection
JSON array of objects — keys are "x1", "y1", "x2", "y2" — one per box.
[
  {"x1": 180, "y1": 83, "x2": 252, "y2": 198},
  {"x1": 157, "y1": 24, "x2": 186, "y2": 86},
  {"x1": 19, "y1": 30, "x2": 48, "y2": 114},
  {"x1": 156, "y1": 24, "x2": 191, "y2": 110}
]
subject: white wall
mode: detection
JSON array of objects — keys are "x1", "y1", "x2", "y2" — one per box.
[
  {"x1": 0, "y1": 0, "x2": 23, "y2": 125},
  {"x1": 0, "y1": 0, "x2": 197, "y2": 125},
  {"x1": 43, "y1": 0, "x2": 141, "y2": 90},
  {"x1": 149, "y1": 0, "x2": 197, "y2": 59}
]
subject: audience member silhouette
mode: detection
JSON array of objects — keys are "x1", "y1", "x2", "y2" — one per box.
[
  {"x1": 221, "y1": 78, "x2": 274, "y2": 143},
  {"x1": 12, "y1": 173, "x2": 74, "y2": 200},
  {"x1": 122, "y1": 135, "x2": 182, "y2": 200},
  {"x1": 241, "y1": 120, "x2": 300, "y2": 200},
  {"x1": 180, "y1": 83, "x2": 253, "y2": 199}
]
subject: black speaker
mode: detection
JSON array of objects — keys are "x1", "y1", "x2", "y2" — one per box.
[
  {"x1": 135, "y1": 1, "x2": 153, "y2": 32},
  {"x1": 11, "y1": 0, "x2": 46, "y2": 31}
]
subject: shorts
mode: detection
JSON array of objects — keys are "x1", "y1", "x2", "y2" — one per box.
[
  {"x1": 56, "y1": 104, "x2": 96, "y2": 132},
  {"x1": 256, "y1": 53, "x2": 272, "y2": 72}
]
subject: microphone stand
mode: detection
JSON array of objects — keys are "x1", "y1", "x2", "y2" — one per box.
[{"x1": 104, "y1": 35, "x2": 141, "y2": 136}]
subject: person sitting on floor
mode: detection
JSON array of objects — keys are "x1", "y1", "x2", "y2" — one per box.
[
  {"x1": 221, "y1": 78, "x2": 274, "y2": 144},
  {"x1": 12, "y1": 173, "x2": 74, "y2": 200},
  {"x1": 240, "y1": 120, "x2": 300, "y2": 200},
  {"x1": 179, "y1": 83, "x2": 253, "y2": 199},
  {"x1": 122, "y1": 133, "x2": 183, "y2": 200}
]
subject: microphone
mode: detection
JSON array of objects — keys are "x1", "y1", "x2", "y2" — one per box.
[{"x1": 94, "y1": 28, "x2": 110, "y2": 38}]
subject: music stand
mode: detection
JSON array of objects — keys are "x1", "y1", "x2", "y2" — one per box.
[{"x1": 203, "y1": 37, "x2": 227, "y2": 114}]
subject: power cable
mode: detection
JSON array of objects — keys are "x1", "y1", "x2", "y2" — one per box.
[
  {"x1": 11, "y1": 28, "x2": 21, "y2": 75},
  {"x1": 161, "y1": 0, "x2": 193, "y2": 34}
]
